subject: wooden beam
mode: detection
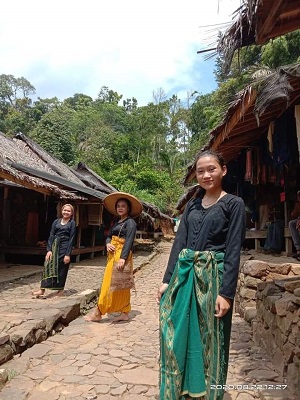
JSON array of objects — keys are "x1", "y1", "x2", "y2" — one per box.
[
  {"x1": 256, "y1": 0, "x2": 288, "y2": 44},
  {"x1": 0, "y1": 171, "x2": 53, "y2": 196},
  {"x1": 268, "y1": 18, "x2": 300, "y2": 40},
  {"x1": 279, "y1": 0, "x2": 300, "y2": 19}
]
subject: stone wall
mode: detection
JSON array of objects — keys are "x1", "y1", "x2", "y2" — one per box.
[
  {"x1": 254, "y1": 278, "x2": 300, "y2": 397},
  {"x1": 236, "y1": 260, "x2": 300, "y2": 323},
  {"x1": 236, "y1": 260, "x2": 300, "y2": 398}
]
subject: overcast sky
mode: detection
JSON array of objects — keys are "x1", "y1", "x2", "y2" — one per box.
[{"x1": 1, "y1": 0, "x2": 242, "y2": 105}]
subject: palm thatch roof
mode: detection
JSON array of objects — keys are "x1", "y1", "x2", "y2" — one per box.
[
  {"x1": 0, "y1": 132, "x2": 102, "y2": 200},
  {"x1": 15, "y1": 133, "x2": 85, "y2": 186},
  {"x1": 73, "y1": 162, "x2": 116, "y2": 194},
  {"x1": 217, "y1": 0, "x2": 300, "y2": 72},
  {"x1": 183, "y1": 63, "x2": 300, "y2": 185}
]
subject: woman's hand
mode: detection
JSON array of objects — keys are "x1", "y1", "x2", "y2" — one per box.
[
  {"x1": 106, "y1": 243, "x2": 116, "y2": 253},
  {"x1": 63, "y1": 255, "x2": 70, "y2": 264},
  {"x1": 116, "y1": 258, "x2": 125, "y2": 271},
  {"x1": 215, "y1": 295, "x2": 231, "y2": 318},
  {"x1": 156, "y1": 283, "x2": 169, "y2": 304},
  {"x1": 45, "y1": 251, "x2": 52, "y2": 261}
]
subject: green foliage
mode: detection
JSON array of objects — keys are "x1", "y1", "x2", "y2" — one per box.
[
  {"x1": 3, "y1": 29, "x2": 300, "y2": 215},
  {"x1": 30, "y1": 106, "x2": 76, "y2": 165},
  {"x1": 0, "y1": 74, "x2": 36, "y2": 134},
  {"x1": 97, "y1": 86, "x2": 123, "y2": 105},
  {"x1": 63, "y1": 93, "x2": 93, "y2": 110},
  {"x1": 0, "y1": 74, "x2": 35, "y2": 106},
  {"x1": 6, "y1": 369, "x2": 18, "y2": 381},
  {"x1": 261, "y1": 31, "x2": 300, "y2": 68},
  {"x1": 261, "y1": 37, "x2": 290, "y2": 68}
]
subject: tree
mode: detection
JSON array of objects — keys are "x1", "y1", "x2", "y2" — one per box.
[
  {"x1": 0, "y1": 74, "x2": 35, "y2": 106},
  {"x1": 96, "y1": 86, "x2": 123, "y2": 105},
  {"x1": 0, "y1": 74, "x2": 36, "y2": 134},
  {"x1": 30, "y1": 106, "x2": 76, "y2": 165},
  {"x1": 63, "y1": 93, "x2": 93, "y2": 110},
  {"x1": 261, "y1": 31, "x2": 300, "y2": 68}
]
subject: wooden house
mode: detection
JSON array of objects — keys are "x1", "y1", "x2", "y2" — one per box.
[
  {"x1": 216, "y1": 0, "x2": 300, "y2": 72},
  {"x1": 73, "y1": 162, "x2": 174, "y2": 238},
  {"x1": 0, "y1": 133, "x2": 106, "y2": 263},
  {"x1": 182, "y1": 64, "x2": 300, "y2": 254},
  {"x1": 184, "y1": 0, "x2": 300, "y2": 253}
]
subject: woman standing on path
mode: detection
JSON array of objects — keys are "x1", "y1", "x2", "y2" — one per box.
[
  {"x1": 85, "y1": 192, "x2": 142, "y2": 323},
  {"x1": 157, "y1": 150, "x2": 246, "y2": 400},
  {"x1": 32, "y1": 203, "x2": 76, "y2": 298}
]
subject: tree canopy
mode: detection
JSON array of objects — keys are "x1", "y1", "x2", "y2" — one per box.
[{"x1": 1, "y1": 30, "x2": 299, "y2": 213}]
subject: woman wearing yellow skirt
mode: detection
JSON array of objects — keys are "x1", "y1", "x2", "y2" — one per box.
[{"x1": 85, "y1": 192, "x2": 142, "y2": 323}]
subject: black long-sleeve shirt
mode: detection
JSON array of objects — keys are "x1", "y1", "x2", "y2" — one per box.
[
  {"x1": 47, "y1": 218, "x2": 76, "y2": 257},
  {"x1": 163, "y1": 193, "x2": 246, "y2": 299},
  {"x1": 106, "y1": 217, "x2": 137, "y2": 259}
]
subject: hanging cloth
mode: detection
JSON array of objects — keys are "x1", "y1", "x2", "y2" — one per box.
[
  {"x1": 267, "y1": 121, "x2": 275, "y2": 154},
  {"x1": 295, "y1": 105, "x2": 300, "y2": 162},
  {"x1": 244, "y1": 149, "x2": 253, "y2": 182}
]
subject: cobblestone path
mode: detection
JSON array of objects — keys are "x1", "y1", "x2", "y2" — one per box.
[{"x1": 0, "y1": 242, "x2": 293, "y2": 399}]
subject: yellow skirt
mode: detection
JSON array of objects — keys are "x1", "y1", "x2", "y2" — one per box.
[{"x1": 97, "y1": 235, "x2": 131, "y2": 315}]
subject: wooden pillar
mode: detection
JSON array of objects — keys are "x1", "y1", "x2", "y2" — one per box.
[
  {"x1": 90, "y1": 226, "x2": 96, "y2": 259},
  {"x1": 0, "y1": 187, "x2": 9, "y2": 261},
  {"x1": 284, "y1": 201, "x2": 288, "y2": 227},
  {"x1": 76, "y1": 225, "x2": 82, "y2": 263},
  {"x1": 2, "y1": 187, "x2": 10, "y2": 241}
]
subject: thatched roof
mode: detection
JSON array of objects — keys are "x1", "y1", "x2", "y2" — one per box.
[
  {"x1": 217, "y1": 0, "x2": 300, "y2": 72},
  {"x1": 73, "y1": 162, "x2": 116, "y2": 194},
  {"x1": 184, "y1": 63, "x2": 300, "y2": 184},
  {"x1": 15, "y1": 133, "x2": 85, "y2": 186},
  {"x1": 0, "y1": 132, "x2": 103, "y2": 200}
]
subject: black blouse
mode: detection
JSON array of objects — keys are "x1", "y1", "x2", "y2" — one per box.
[
  {"x1": 47, "y1": 219, "x2": 76, "y2": 256},
  {"x1": 163, "y1": 193, "x2": 246, "y2": 299},
  {"x1": 106, "y1": 217, "x2": 137, "y2": 260}
]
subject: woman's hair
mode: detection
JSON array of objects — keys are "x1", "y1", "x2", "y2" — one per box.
[
  {"x1": 194, "y1": 150, "x2": 227, "y2": 197},
  {"x1": 115, "y1": 198, "x2": 132, "y2": 215},
  {"x1": 62, "y1": 203, "x2": 74, "y2": 218},
  {"x1": 194, "y1": 150, "x2": 226, "y2": 168}
]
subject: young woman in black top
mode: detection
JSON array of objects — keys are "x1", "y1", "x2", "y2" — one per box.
[
  {"x1": 85, "y1": 192, "x2": 142, "y2": 323},
  {"x1": 157, "y1": 150, "x2": 246, "y2": 400},
  {"x1": 32, "y1": 204, "x2": 76, "y2": 298}
]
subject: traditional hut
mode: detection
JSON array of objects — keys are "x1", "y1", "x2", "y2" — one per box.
[
  {"x1": 0, "y1": 133, "x2": 106, "y2": 262},
  {"x1": 73, "y1": 162, "x2": 174, "y2": 238},
  {"x1": 182, "y1": 64, "x2": 300, "y2": 254},
  {"x1": 215, "y1": 0, "x2": 300, "y2": 73}
]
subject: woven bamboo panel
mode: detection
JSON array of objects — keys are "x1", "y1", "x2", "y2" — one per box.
[{"x1": 88, "y1": 204, "x2": 103, "y2": 225}]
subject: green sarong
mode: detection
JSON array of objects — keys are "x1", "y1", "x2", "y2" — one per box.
[
  {"x1": 159, "y1": 249, "x2": 232, "y2": 400},
  {"x1": 41, "y1": 237, "x2": 60, "y2": 283}
]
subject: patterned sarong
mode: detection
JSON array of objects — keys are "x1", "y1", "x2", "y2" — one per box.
[
  {"x1": 41, "y1": 237, "x2": 60, "y2": 282},
  {"x1": 159, "y1": 249, "x2": 232, "y2": 400}
]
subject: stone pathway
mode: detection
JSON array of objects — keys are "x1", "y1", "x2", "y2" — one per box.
[
  {"x1": 0, "y1": 242, "x2": 295, "y2": 399},
  {"x1": 0, "y1": 250, "x2": 153, "y2": 337}
]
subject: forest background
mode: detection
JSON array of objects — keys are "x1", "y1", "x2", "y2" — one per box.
[{"x1": 1, "y1": 30, "x2": 300, "y2": 214}]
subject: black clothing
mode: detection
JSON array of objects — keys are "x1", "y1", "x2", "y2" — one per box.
[
  {"x1": 162, "y1": 194, "x2": 246, "y2": 299},
  {"x1": 263, "y1": 220, "x2": 284, "y2": 252},
  {"x1": 42, "y1": 218, "x2": 76, "y2": 290},
  {"x1": 42, "y1": 259, "x2": 70, "y2": 290},
  {"x1": 47, "y1": 219, "x2": 76, "y2": 257},
  {"x1": 106, "y1": 217, "x2": 137, "y2": 259}
]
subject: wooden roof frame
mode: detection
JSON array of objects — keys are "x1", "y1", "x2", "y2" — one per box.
[
  {"x1": 184, "y1": 64, "x2": 300, "y2": 184},
  {"x1": 255, "y1": 0, "x2": 300, "y2": 44}
]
